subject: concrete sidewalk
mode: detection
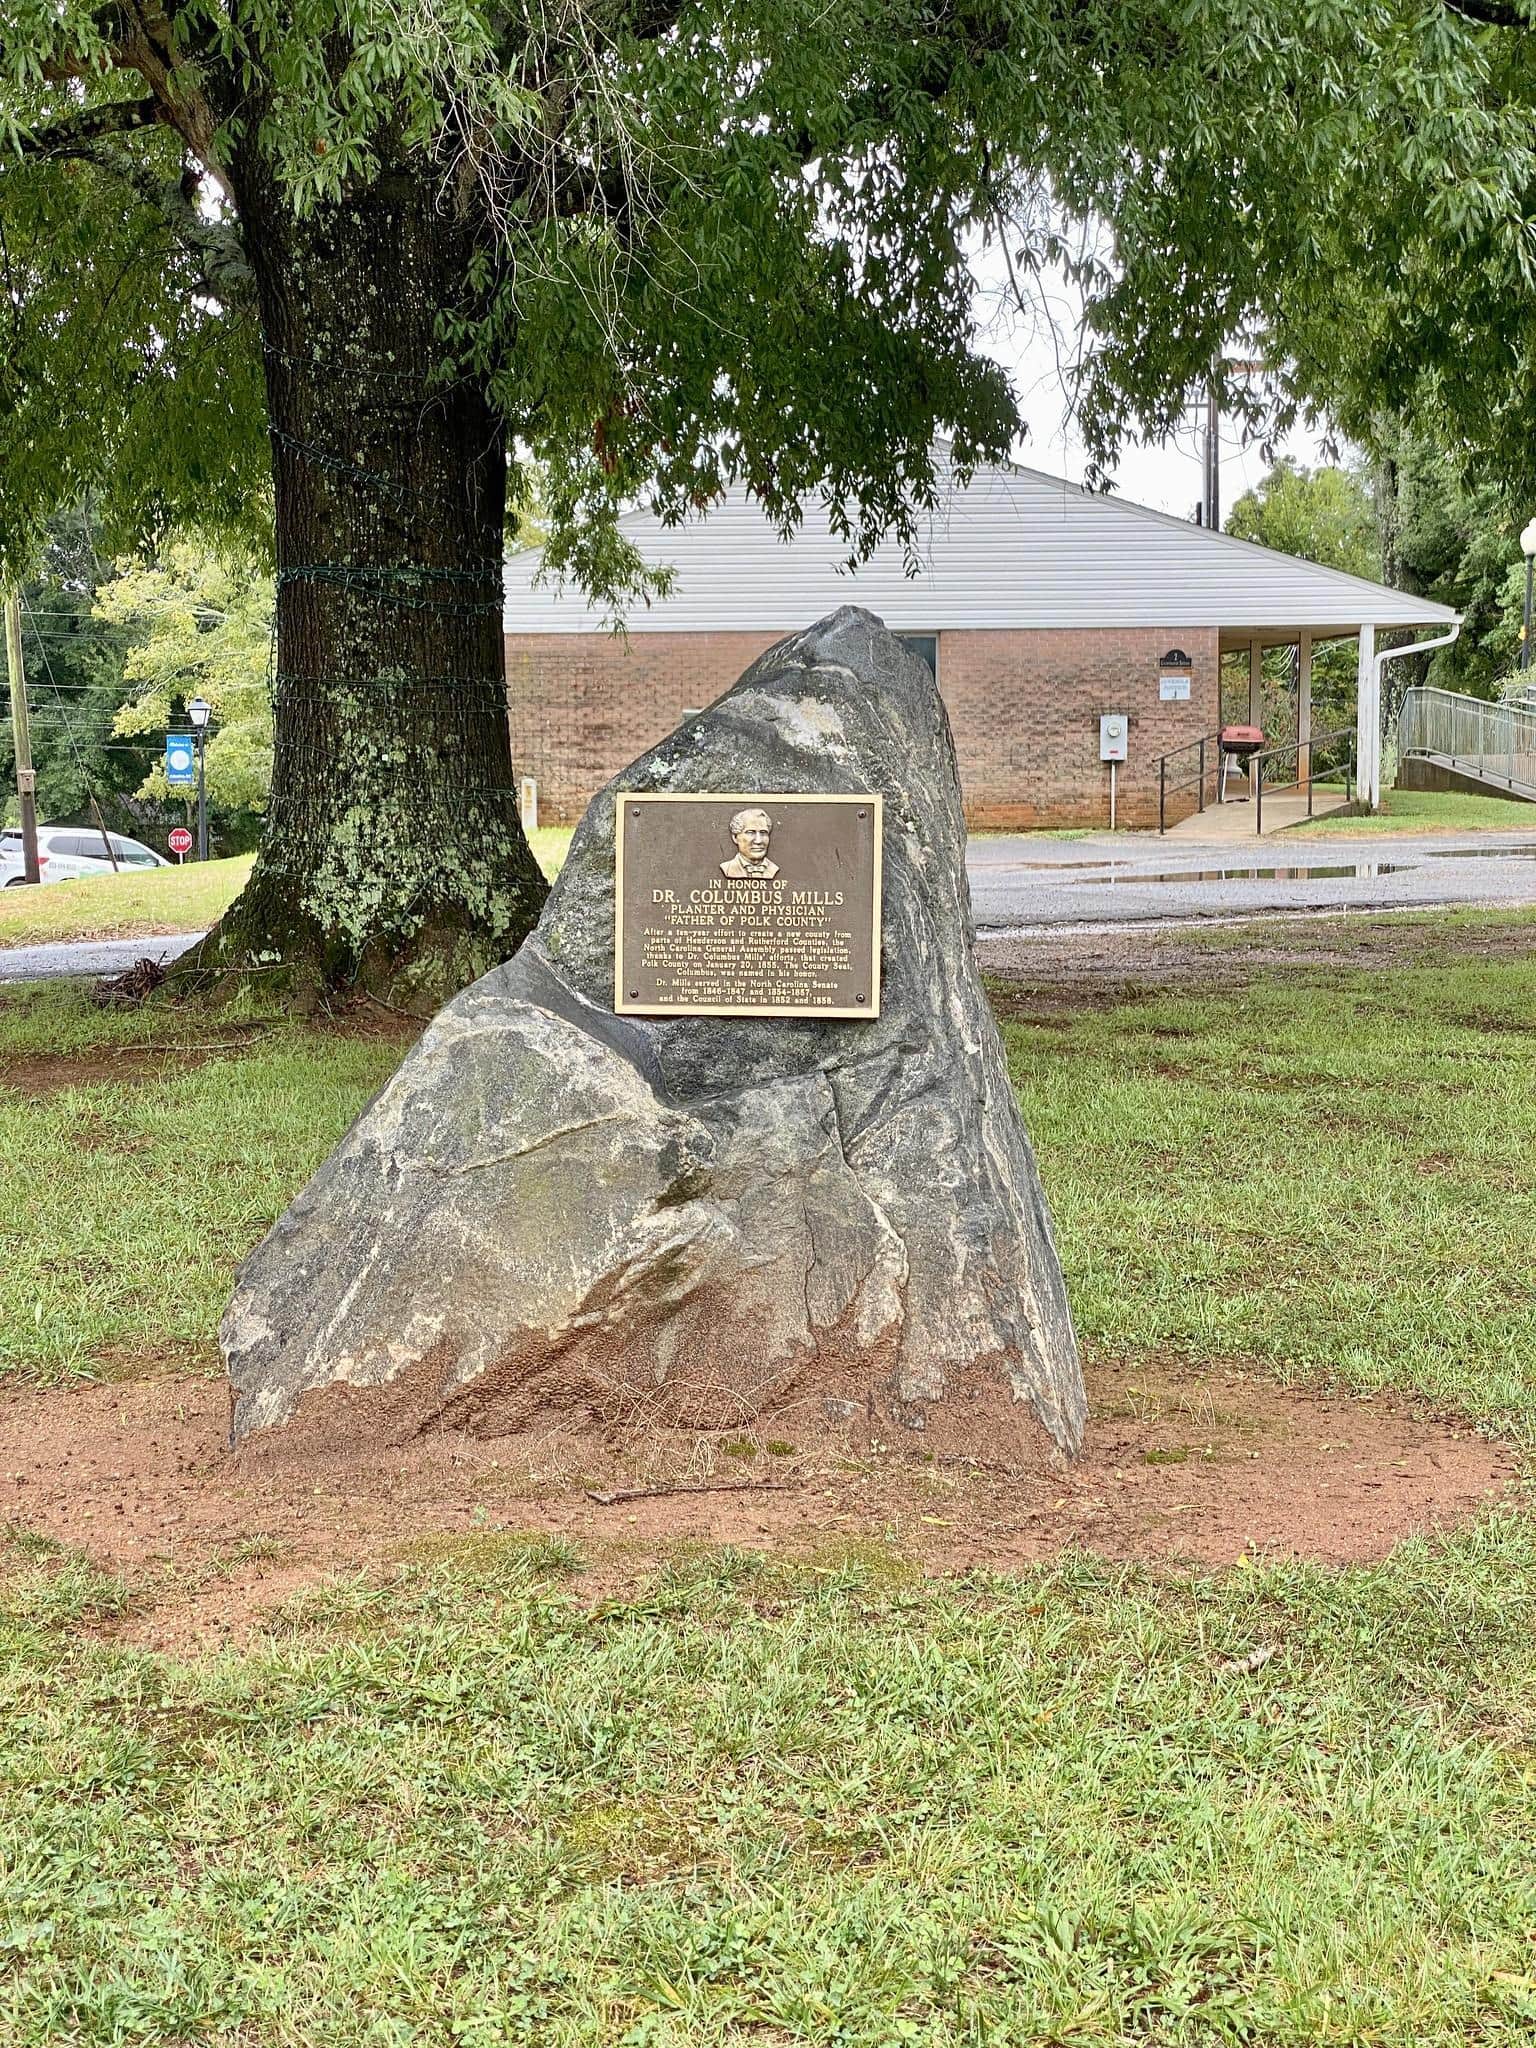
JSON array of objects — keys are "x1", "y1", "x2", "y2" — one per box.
[{"x1": 0, "y1": 932, "x2": 202, "y2": 983}]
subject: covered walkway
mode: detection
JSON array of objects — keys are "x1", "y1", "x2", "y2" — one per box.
[{"x1": 1157, "y1": 612, "x2": 1463, "y2": 834}]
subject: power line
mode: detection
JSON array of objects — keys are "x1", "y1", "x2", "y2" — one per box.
[{"x1": 18, "y1": 589, "x2": 131, "y2": 803}]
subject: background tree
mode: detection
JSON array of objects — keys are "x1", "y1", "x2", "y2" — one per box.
[
  {"x1": 1223, "y1": 444, "x2": 1530, "y2": 730},
  {"x1": 1223, "y1": 461, "x2": 1379, "y2": 731},
  {"x1": 1226, "y1": 461, "x2": 1378, "y2": 582},
  {"x1": 1377, "y1": 432, "x2": 1526, "y2": 695},
  {"x1": 97, "y1": 541, "x2": 275, "y2": 843},
  {"x1": 7, "y1": 3, "x2": 1536, "y2": 1002},
  {"x1": 0, "y1": 511, "x2": 145, "y2": 832}
]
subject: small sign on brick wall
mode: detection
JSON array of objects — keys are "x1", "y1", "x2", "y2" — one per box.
[{"x1": 1159, "y1": 648, "x2": 1193, "y2": 701}]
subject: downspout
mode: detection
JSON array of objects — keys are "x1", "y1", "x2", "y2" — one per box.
[{"x1": 1368, "y1": 621, "x2": 1462, "y2": 807}]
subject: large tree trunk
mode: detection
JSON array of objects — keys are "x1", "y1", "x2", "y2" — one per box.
[{"x1": 189, "y1": 155, "x2": 547, "y2": 1010}]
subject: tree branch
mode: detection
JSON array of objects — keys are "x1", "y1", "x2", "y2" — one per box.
[
  {"x1": 1442, "y1": 0, "x2": 1532, "y2": 27},
  {"x1": 27, "y1": 128, "x2": 255, "y2": 312},
  {"x1": 100, "y1": 146, "x2": 254, "y2": 309},
  {"x1": 13, "y1": 98, "x2": 165, "y2": 159}
]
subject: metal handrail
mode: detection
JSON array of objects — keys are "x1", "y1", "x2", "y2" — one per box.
[
  {"x1": 1399, "y1": 684, "x2": 1536, "y2": 795},
  {"x1": 1156, "y1": 728, "x2": 1225, "y2": 833},
  {"x1": 1252, "y1": 726, "x2": 1355, "y2": 836},
  {"x1": 1155, "y1": 724, "x2": 1359, "y2": 835}
]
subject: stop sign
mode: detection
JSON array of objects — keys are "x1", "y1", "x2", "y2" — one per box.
[{"x1": 168, "y1": 827, "x2": 194, "y2": 857}]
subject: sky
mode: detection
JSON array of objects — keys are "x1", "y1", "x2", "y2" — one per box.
[{"x1": 967, "y1": 243, "x2": 1331, "y2": 521}]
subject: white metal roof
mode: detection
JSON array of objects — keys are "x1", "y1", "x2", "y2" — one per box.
[{"x1": 502, "y1": 457, "x2": 1459, "y2": 638}]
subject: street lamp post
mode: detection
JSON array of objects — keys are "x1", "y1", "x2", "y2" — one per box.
[
  {"x1": 1522, "y1": 519, "x2": 1536, "y2": 673},
  {"x1": 188, "y1": 696, "x2": 212, "y2": 860}
]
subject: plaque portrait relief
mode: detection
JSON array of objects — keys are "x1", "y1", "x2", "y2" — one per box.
[
  {"x1": 719, "y1": 807, "x2": 780, "y2": 879},
  {"x1": 614, "y1": 791, "x2": 882, "y2": 1018}
]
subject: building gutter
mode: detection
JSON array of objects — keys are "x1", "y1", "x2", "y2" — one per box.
[{"x1": 1360, "y1": 621, "x2": 1463, "y2": 807}]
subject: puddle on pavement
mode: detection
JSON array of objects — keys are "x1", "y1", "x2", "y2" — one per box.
[
  {"x1": 977, "y1": 857, "x2": 1133, "y2": 873},
  {"x1": 1065, "y1": 863, "x2": 1410, "y2": 886},
  {"x1": 1421, "y1": 843, "x2": 1536, "y2": 860}
]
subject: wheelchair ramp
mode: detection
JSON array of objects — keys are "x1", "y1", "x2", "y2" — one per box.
[{"x1": 1398, "y1": 686, "x2": 1536, "y2": 804}]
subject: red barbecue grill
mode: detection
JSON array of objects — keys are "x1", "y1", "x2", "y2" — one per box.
[{"x1": 1218, "y1": 723, "x2": 1264, "y2": 802}]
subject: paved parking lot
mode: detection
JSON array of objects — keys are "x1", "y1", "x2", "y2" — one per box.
[{"x1": 967, "y1": 828, "x2": 1536, "y2": 931}]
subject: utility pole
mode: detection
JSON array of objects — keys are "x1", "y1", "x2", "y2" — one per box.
[
  {"x1": 1202, "y1": 360, "x2": 1264, "y2": 534},
  {"x1": 3, "y1": 591, "x2": 41, "y2": 885}
]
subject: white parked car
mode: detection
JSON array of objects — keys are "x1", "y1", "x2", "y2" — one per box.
[{"x1": 1, "y1": 826, "x2": 169, "y2": 886}]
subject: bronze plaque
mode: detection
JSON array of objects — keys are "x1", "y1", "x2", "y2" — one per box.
[{"x1": 614, "y1": 791, "x2": 883, "y2": 1018}]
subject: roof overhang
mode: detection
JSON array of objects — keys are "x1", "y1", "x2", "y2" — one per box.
[{"x1": 1216, "y1": 621, "x2": 1460, "y2": 653}]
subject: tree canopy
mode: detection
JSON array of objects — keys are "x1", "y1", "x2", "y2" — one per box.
[
  {"x1": 1228, "y1": 445, "x2": 1528, "y2": 699},
  {"x1": 1, "y1": 518, "x2": 273, "y2": 851},
  {"x1": 7, "y1": 1, "x2": 1536, "y2": 993},
  {"x1": 98, "y1": 540, "x2": 274, "y2": 818},
  {"x1": 1226, "y1": 461, "x2": 1379, "y2": 583},
  {"x1": 4, "y1": 3, "x2": 1531, "y2": 596}
]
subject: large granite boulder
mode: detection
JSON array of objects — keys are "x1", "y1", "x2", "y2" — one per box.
[{"x1": 224, "y1": 607, "x2": 1085, "y2": 1458}]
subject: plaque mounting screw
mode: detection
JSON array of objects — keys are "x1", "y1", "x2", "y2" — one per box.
[
  {"x1": 629, "y1": 989, "x2": 639, "y2": 998},
  {"x1": 857, "y1": 809, "x2": 866, "y2": 819},
  {"x1": 856, "y1": 993, "x2": 866, "y2": 1004},
  {"x1": 631, "y1": 807, "x2": 640, "y2": 818}
]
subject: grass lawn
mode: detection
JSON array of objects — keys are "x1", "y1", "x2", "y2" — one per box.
[
  {"x1": 0, "y1": 832, "x2": 575, "y2": 950},
  {"x1": 3, "y1": 920, "x2": 1536, "y2": 2042},
  {"x1": 1293, "y1": 785, "x2": 1536, "y2": 835},
  {"x1": 0, "y1": 854, "x2": 256, "y2": 947},
  {"x1": 1000, "y1": 939, "x2": 1536, "y2": 1439}
]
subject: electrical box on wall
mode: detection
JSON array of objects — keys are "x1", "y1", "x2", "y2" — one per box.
[{"x1": 1099, "y1": 714, "x2": 1129, "y2": 763}]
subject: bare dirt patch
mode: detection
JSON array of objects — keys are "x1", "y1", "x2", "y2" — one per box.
[
  {"x1": 0, "y1": 1007, "x2": 417, "y2": 1096},
  {"x1": 0, "y1": 1356, "x2": 1516, "y2": 1649},
  {"x1": 0, "y1": 1030, "x2": 274, "y2": 1096},
  {"x1": 979, "y1": 909, "x2": 1536, "y2": 1012}
]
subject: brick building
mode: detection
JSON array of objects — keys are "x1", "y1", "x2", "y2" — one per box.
[{"x1": 503, "y1": 458, "x2": 1457, "y2": 829}]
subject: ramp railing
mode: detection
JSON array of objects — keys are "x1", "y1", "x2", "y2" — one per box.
[
  {"x1": 1157, "y1": 725, "x2": 1355, "y2": 834},
  {"x1": 1398, "y1": 685, "x2": 1536, "y2": 798},
  {"x1": 1253, "y1": 726, "x2": 1355, "y2": 836}
]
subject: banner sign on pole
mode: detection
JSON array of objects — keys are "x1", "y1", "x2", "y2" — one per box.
[{"x1": 166, "y1": 735, "x2": 196, "y2": 789}]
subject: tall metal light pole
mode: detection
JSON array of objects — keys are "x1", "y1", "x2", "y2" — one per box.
[
  {"x1": 1522, "y1": 519, "x2": 1536, "y2": 671},
  {"x1": 3, "y1": 591, "x2": 40, "y2": 885},
  {"x1": 189, "y1": 696, "x2": 212, "y2": 860}
]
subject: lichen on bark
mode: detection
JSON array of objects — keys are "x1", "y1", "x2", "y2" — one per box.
[{"x1": 176, "y1": 145, "x2": 547, "y2": 1010}]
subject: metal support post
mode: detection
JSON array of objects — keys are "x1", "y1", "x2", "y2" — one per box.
[
  {"x1": 195, "y1": 726, "x2": 209, "y2": 861},
  {"x1": 4, "y1": 592, "x2": 40, "y2": 885}
]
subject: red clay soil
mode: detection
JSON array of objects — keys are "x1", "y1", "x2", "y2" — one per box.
[{"x1": 0, "y1": 1355, "x2": 1518, "y2": 1649}]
